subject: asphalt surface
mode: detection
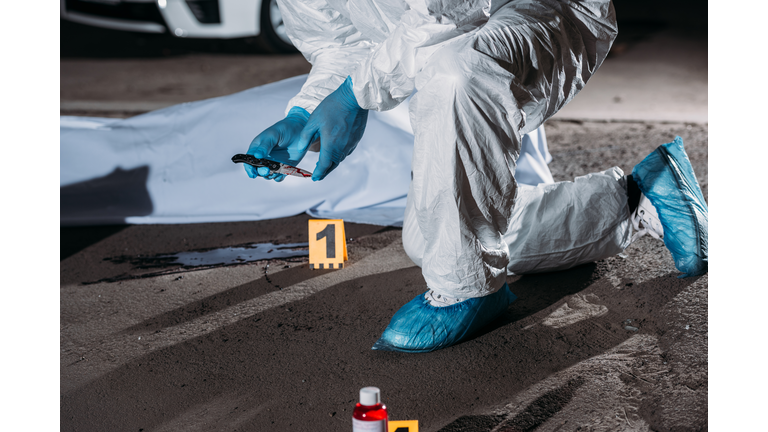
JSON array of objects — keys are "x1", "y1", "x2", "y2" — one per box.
[
  {"x1": 60, "y1": 20, "x2": 709, "y2": 432},
  {"x1": 61, "y1": 21, "x2": 706, "y2": 123},
  {"x1": 60, "y1": 120, "x2": 708, "y2": 431}
]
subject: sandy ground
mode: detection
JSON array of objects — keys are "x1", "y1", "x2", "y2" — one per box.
[{"x1": 61, "y1": 120, "x2": 708, "y2": 431}]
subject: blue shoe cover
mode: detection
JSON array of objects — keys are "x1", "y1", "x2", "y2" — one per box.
[
  {"x1": 372, "y1": 283, "x2": 517, "y2": 353},
  {"x1": 632, "y1": 136, "x2": 708, "y2": 277}
]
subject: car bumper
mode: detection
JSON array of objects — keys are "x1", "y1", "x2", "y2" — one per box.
[{"x1": 60, "y1": 0, "x2": 260, "y2": 39}]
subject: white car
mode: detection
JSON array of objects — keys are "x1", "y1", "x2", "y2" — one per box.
[{"x1": 60, "y1": 0, "x2": 295, "y2": 53}]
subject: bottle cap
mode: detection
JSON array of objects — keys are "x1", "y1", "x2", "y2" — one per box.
[{"x1": 359, "y1": 387, "x2": 381, "y2": 406}]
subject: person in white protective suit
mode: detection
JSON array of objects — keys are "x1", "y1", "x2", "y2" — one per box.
[{"x1": 244, "y1": 0, "x2": 708, "y2": 352}]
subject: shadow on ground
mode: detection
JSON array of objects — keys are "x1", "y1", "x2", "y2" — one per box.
[
  {"x1": 61, "y1": 260, "x2": 698, "y2": 431},
  {"x1": 61, "y1": 225, "x2": 129, "y2": 261},
  {"x1": 438, "y1": 270, "x2": 700, "y2": 431},
  {"x1": 122, "y1": 264, "x2": 329, "y2": 334}
]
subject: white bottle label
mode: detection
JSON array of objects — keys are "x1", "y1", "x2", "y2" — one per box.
[{"x1": 352, "y1": 418, "x2": 386, "y2": 432}]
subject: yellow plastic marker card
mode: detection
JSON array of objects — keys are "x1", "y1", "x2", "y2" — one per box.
[
  {"x1": 389, "y1": 420, "x2": 419, "y2": 432},
  {"x1": 308, "y1": 219, "x2": 348, "y2": 270}
]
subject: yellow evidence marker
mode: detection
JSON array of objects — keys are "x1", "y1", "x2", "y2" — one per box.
[
  {"x1": 308, "y1": 219, "x2": 348, "y2": 270},
  {"x1": 389, "y1": 420, "x2": 419, "y2": 432}
]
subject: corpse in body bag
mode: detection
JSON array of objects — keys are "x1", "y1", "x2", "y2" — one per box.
[{"x1": 60, "y1": 75, "x2": 556, "y2": 227}]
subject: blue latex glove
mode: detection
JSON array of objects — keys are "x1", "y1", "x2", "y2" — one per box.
[
  {"x1": 293, "y1": 76, "x2": 369, "y2": 181},
  {"x1": 244, "y1": 106, "x2": 311, "y2": 182}
]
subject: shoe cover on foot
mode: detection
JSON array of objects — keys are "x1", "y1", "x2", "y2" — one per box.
[
  {"x1": 372, "y1": 283, "x2": 517, "y2": 353},
  {"x1": 632, "y1": 136, "x2": 708, "y2": 277}
]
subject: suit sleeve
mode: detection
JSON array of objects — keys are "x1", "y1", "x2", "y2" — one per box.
[
  {"x1": 279, "y1": 0, "x2": 375, "y2": 114},
  {"x1": 350, "y1": 0, "x2": 493, "y2": 111}
]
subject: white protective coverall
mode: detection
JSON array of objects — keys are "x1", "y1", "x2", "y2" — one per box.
[{"x1": 280, "y1": 0, "x2": 631, "y2": 299}]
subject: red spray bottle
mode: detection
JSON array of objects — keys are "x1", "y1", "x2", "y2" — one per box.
[{"x1": 353, "y1": 387, "x2": 388, "y2": 431}]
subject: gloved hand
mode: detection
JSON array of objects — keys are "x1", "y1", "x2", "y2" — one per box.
[
  {"x1": 293, "y1": 76, "x2": 369, "y2": 181},
  {"x1": 244, "y1": 106, "x2": 311, "y2": 182}
]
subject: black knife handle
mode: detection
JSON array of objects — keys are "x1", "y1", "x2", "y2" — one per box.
[{"x1": 231, "y1": 154, "x2": 281, "y2": 171}]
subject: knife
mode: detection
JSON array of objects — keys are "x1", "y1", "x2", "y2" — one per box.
[{"x1": 231, "y1": 154, "x2": 312, "y2": 178}]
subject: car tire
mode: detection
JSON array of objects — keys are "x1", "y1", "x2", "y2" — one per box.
[{"x1": 256, "y1": 0, "x2": 297, "y2": 53}]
